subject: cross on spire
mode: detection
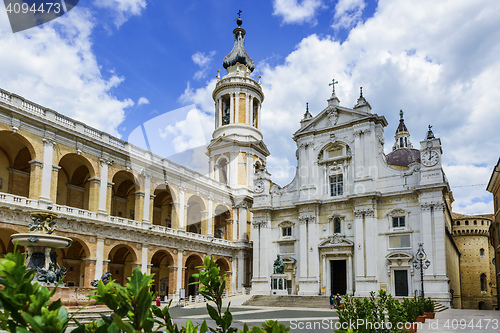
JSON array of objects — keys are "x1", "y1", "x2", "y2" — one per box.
[
  {"x1": 359, "y1": 87, "x2": 363, "y2": 98},
  {"x1": 329, "y1": 78, "x2": 338, "y2": 94},
  {"x1": 400, "y1": 110, "x2": 404, "y2": 120},
  {"x1": 237, "y1": 10, "x2": 242, "y2": 18}
]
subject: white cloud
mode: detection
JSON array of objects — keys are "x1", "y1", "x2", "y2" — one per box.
[
  {"x1": 138, "y1": 97, "x2": 149, "y2": 105},
  {"x1": 332, "y1": 0, "x2": 366, "y2": 30},
  {"x1": 192, "y1": 51, "x2": 216, "y2": 80},
  {"x1": 93, "y1": 0, "x2": 147, "y2": 28},
  {"x1": 0, "y1": 7, "x2": 133, "y2": 136},
  {"x1": 273, "y1": 0, "x2": 324, "y2": 25}
]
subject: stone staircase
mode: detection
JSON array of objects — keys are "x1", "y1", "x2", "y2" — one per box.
[
  {"x1": 66, "y1": 305, "x2": 115, "y2": 330},
  {"x1": 243, "y1": 295, "x2": 449, "y2": 312},
  {"x1": 433, "y1": 302, "x2": 448, "y2": 312},
  {"x1": 243, "y1": 295, "x2": 331, "y2": 309}
]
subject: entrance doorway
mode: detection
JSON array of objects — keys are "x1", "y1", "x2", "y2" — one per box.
[
  {"x1": 394, "y1": 270, "x2": 409, "y2": 296},
  {"x1": 330, "y1": 260, "x2": 347, "y2": 295}
]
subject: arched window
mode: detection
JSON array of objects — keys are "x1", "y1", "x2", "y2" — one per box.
[
  {"x1": 400, "y1": 137, "x2": 403, "y2": 147},
  {"x1": 480, "y1": 248, "x2": 485, "y2": 257},
  {"x1": 465, "y1": 220, "x2": 469, "y2": 226},
  {"x1": 456, "y1": 221, "x2": 460, "y2": 226},
  {"x1": 334, "y1": 218, "x2": 341, "y2": 234},
  {"x1": 480, "y1": 274, "x2": 487, "y2": 292},
  {"x1": 474, "y1": 220, "x2": 477, "y2": 225}
]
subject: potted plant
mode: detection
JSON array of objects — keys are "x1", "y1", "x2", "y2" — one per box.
[
  {"x1": 402, "y1": 298, "x2": 419, "y2": 332},
  {"x1": 424, "y1": 297, "x2": 435, "y2": 319},
  {"x1": 415, "y1": 297, "x2": 426, "y2": 323}
]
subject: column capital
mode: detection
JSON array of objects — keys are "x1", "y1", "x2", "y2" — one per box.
[
  {"x1": 88, "y1": 177, "x2": 101, "y2": 185},
  {"x1": 107, "y1": 182, "x2": 115, "y2": 188},
  {"x1": 28, "y1": 159, "x2": 43, "y2": 168},
  {"x1": 51, "y1": 165, "x2": 61, "y2": 172}
]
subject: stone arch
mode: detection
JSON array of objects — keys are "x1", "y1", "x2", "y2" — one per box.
[
  {"x1": 58, "y1": 237, "x2": 89, "y2": 287},
  {"x1": 153, "y1": 184, "x2": 175, "y2": 228},
  {"x1": 0, "y1": 131, "x2": 36, "y2": 198},
  {"x1": 107, "y1": 244, "x2": 138, "y2": 286},
  {"x1": 214, "y1": 204, "x2": 231, "y2": 240},
  {"x1": 0, "y1": 227, "x2": 25, "y2": 257},
  {"x1": 150, "y1": 249, "x2": 175, "y2": 298},
  {"x1": 111, "y1": 170, "x2": 138, "y2": 220},
  {"x1": 317, "y1": 140, "x2": 352, "y2": 160},
  {"x1": 186, "y1": 195, "x2": 206, "y2": 234},
  {"x1": 184, "y1": 254, "x2": 203, "y2": 297},
  {"x1": 57, "y1": 154, "x2": 95, "y2": 210}
]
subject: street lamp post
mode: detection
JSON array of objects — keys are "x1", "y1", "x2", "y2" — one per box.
[{"x1": 413, "y1": 243, "x2": 431, "y2": 298}]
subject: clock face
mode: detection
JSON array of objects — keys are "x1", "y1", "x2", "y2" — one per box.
[
  {"x1": 255, "y1": 180, "x2": 264, "y2": 193},
  {"x1": 422, "y1": 150, "x2": 439, "y2": 167}
]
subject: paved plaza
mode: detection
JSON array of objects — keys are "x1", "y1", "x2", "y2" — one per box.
[{"x1": 167, "y1": 296, "x2": 500, "y2": 333}]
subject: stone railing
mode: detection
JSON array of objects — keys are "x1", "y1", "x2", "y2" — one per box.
[
  {"x1": 0, "y1": 87, "x2": 229, "y2": 193},
  {"x1": 0, "y1": 192, "x2": 234, "y2": 248}
]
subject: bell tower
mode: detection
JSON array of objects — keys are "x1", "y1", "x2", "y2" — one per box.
[{"x1": 208, "y1": 16, "x2": 269, "y2": 191}]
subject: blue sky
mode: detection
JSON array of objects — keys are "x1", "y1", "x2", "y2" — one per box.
[{"x1": 0, "y1": 0, "x2": 499, "y2": 215}]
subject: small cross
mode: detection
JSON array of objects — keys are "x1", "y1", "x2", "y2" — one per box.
[
  {"x1": 400, "y1": 110, "x2": 404, "y2": 120},
  {"x1": 428, "y1": 124, "x2": 433, "y2": 131},
  {"x1": 329, "y1": 78, "x2": 338, "y2": 94},
  {"x1": 359, "y1": 87, "x2": 363, "y2": 98},
  {"x1": 237, "y1": 10, "x2": 242, "y2": 18}
]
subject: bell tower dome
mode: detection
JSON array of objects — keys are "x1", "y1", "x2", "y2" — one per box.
[{"x1": 207, "y1": 16, "x2": 269, "y2": 190}]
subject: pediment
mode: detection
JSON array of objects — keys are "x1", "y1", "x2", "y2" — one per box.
[
  {"x1": 294, "y1": 105, "x2": 369, "y2": 136},
  {"x1": 318, "y1": 234, "x2": 354, "y2": 248}
]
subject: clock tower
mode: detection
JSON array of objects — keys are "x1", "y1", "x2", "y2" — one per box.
[
  {"x1": 419, "y1": 125, "x2": 444, "y2": 186},
  {"x1": 207, "y1": 16, "x2": 269, "y2": 241}
]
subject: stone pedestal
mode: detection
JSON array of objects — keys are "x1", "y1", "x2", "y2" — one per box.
[{"x1": 271, "y1": 274, "x2": 288, "y2": 295}]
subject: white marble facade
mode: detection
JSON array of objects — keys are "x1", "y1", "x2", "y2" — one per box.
[{"x1": 251, "y1": 90, "x2": 455, "y2": 306}]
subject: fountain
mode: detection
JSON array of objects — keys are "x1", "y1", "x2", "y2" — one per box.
[{"x1": 11, "y1": 209, "x2": 72, "y2": 286}]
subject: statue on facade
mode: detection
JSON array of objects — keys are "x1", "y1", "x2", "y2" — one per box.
[{"x1": 273, "y1": 254, "x2": 285, "y2": 274}]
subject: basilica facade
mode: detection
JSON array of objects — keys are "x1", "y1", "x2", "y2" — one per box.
[{"x1": 251, "y1": 89, "x2": 460, "y2": 306}]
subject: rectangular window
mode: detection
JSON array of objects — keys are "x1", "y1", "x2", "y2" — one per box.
[
  {"x1": 279, "y1": 243, "x2": 294, "y2": 254},
  {"x1": 389, "y1": 235, "x2": 411, "y2": 248},
  {"x1": 392, "y1": 217, "x2": 405, "y2": 228},
  {"x1": 328, "y1": 149, "x2": 343, "y2": 158},
  {"x1": 282, "y1": 227, "x2": 292, "y2": 237},
  {"x1": 330, "y1": 174, "x2": 343, "y2": 196}
]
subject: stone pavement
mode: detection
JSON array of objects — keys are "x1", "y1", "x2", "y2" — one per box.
[{"x1": 169, "y1": 295, "x2": 500, "y2": 333}]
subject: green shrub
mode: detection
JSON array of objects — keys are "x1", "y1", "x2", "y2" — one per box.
[
  {"x1": 423, "y1": 298, "x2": 435, "y2": 313},
  {"x1": 0, "y1": 248, "x2": 289, "y2": 333}
]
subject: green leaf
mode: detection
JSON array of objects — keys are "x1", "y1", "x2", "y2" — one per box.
[
  {"x1": 69, "y1": 325, "x2": 86, "y2": 333},
  {"x1": 48, "y1": 299, "x2": 62, "y2": 311},
  {"x1": 206, "y1": 304, "x2": 219, "y2": 321},
  {"x1": 199, "y1": 320, "x2": 209, "y2": 333}
]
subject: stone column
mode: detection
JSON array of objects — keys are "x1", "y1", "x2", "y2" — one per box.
[
  {"x1": 141, "y1": 244, "x2": 149, "y2": 273},
  {"x1": 347, "y1": 254, "x2": 353, "y2": 295},
  {"x1": 149, "y1": 195, "x2": 155, "y2": 225},
  {"x1": 178, "y1": 189, "x2": 185, "y2": 230},
  {"x1": 230, "y1": 93, "x2": 234, "y2": 123},
  {"x1": 235, "y1": 93, "x2": 239, "y2": 123},
  {"x1": 106, "y1": 182, "x2": 114, "y2": 215},
  {"x1": 84, "y1": 258, "x2": 96, "y2": 287},
  {"x1": 201, "y1": 211, "x2": 208, "y2": 235},
  {"x1": 28, "y1": 160, "x2": 43, "y2": 200},
  {"x1": 98, "y1": 160, "x2": 109, "y2": 214},
  {"x1": 176, "y1": 251, "x2": 183, "y2": 297},
  {"x1": 142, "y1": 174, "x2": 151, "y2": 223},
  {"x1": 322, "y1": 255, "x2": 327, "y2": 293},
  {"x1": 95, "y1": 237, "x2": 105, "y2": 280},
  {"x1": 88, "y1": 178, "x2": 100, "y2": 212},
  {"x1": 249, "y1": 96, "x2": 254, "y2": 126},
  {"x1": 207, "y1": 197, "x2": 213, "y2": 236},
  {"x1": 40, "y1": 138, "x2": 55, "y2": 202},
  {"x1": 246, "y1": 153, "x2": 253, "y2": 187},
  {"x1": 229, "y1": 152, "x2": 238, "y2": 187},
  {"x1": 237, "y1": 252, "x2": 245, "y2": 292},
  {"x1": 171, "y1": 203, "x2": 180, "y2": 229},
  {"x1": 134, "y1": 191, "x2": 145, "y2": 222},
  {"x1": 231, "y1": 258, "x2": 237, "y2": 293},
  {"x1": 49, "y1": 166, "x2": 60, "y2": 204},
  {"x1": 238, "y1": 205, "x2": 247, "y2": 241}
]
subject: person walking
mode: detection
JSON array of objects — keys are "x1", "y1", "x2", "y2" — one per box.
[
  {"x1": 156, "y1": 295, "x2": 161, "y2": 307},
  {"x1": 330, "y1": 293, "x2": 335, "y2": 309},
  {"x1": 336, "y1": 294, "x2": 342, "y2": 307}
]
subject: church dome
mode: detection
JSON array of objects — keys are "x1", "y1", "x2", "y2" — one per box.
[
  {"x1": 222, "y1": 18, "x2": 255, "y2": 72},
  {"x1": 386, "y1": 148, "x2": 420, "y2": 168}
]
